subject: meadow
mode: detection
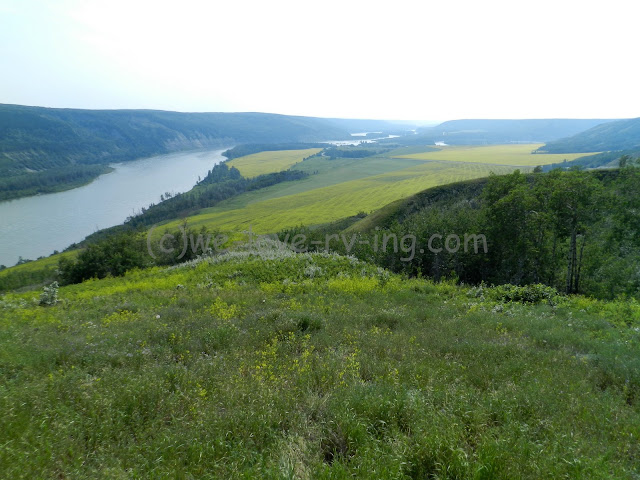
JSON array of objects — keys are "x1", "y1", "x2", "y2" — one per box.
[
  {"x1": 227, "y1": 149, "x2": 322, "y2": 178},
  {"x1": 158, "y1": 146, "x2": 534, "y2": 235},
  {"x1": 394, "y1": 144, "x2": 599, "y2": 166},
  {"x1": 1, "y1": 243, "x2": 638, "y2": 478}
]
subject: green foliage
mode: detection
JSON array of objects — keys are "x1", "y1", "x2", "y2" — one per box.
[
  {"x1": 58, "y1": 232, "x2": 150, "y2": 284},
  {"x1": 222, "y1": 142, "x2": 326, "y2": 160},
  {"x1": 302, "y1": 169, "x2": 639, "y2": 299},
  {"x1": 486, "y1": 283, "x2": 560, "y2": 305},
  {"x1": 540, "y1": 117, "x2": 640, "y2": 153},
  {"x1": 38, "y1": 281, "x2": 59, "y2": 306},
  {"x1": 0, "y1": 165, "x2": 111, "y2": 201},
  {"x1": 1, "y1": 249, "x2": 639, "y2": 477}
]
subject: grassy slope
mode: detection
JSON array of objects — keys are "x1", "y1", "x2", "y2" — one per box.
[
  {"x1": 159, "y1": 148, "x2": 522, "y2": 234},
  {"x1": 395, "y1": 144, "x2": 600, "y2": 166},
  {"x1": 227, "y1": 149, "x2": 322, "y2": 178},
  {"x1": 0, "y1": 251, "x2": 77, "y2": 292},
  {"x1": 540, "y1": 117, "x2": 640, "y2": 153},
  {"x1": 1, "y1": 247, "x2": 638, "y2": 478}
]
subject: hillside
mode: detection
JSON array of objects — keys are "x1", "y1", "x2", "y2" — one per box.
[
  {"x1": 539, "y1": 117, "x2": 640, "y2": 153},
  {"x1": 0, "y1": 104, "x2": 350, "y2": 200},
  {"x1": 411, "y1": 118, "x2": 613, "y2": 145},
  {"x1": 0, "y1": 244, "x2": 639, "y2": 478}
]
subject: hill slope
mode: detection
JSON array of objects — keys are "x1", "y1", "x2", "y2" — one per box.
[
  {"x1": 0, "y1": 104, "x2": 349, "y2": 176},
  {"x1": 0, "y1": 245, "x2": 639, "y2": 477},
  {"x1": 539, "y1": 117, "x2": 640, "y2": 153},
  {"x1": 411, "y1": 118, "x2": 614, "y2": 145}
]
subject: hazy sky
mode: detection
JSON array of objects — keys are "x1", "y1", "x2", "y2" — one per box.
[{"x1": 1, "y1": 0, "x2": 637, "y2": 121}]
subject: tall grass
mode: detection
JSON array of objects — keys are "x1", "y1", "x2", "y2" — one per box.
[{"x1": 1, "y1": 244, "x2": 638, "y2": 478}]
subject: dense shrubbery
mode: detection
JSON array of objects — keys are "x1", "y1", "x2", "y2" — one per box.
[
  {"x1": 57, "y1": 232, "x2": 151, "y2": 284},
  {"x1": 284, "y1": 168, "x2": 640, "y2": 299},
  {"x1": 222, "y1": 143, "x2": 326, "y2": 160},
  {"x1": 57, "y1": 225, "x2": 223, "y2": 285},
  {"x1": 0, "y1": 165, "x2": 112, "y2": 201}
]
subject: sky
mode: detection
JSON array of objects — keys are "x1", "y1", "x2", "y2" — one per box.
[{"x1": 0, "y1": 0, "x2": 638, "y2": 121}]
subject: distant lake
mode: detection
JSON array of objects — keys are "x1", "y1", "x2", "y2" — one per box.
[{"x1": 0, "y1": 149, "x2": 228, "y2": 267}]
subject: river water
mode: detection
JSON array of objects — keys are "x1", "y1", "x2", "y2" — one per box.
[{"x1": 0, "y1": 148, "x2": 228, "y2": 267}]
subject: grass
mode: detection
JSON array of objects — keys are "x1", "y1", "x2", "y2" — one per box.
[
  {"x1": 226, "y1": 149, "x2": 322, "y2": 178},
  {"x1": 160, "y1": 160, "x2": 516, "y2": 234},
  {"x1": 394, "y1": 144, "x2": 600, "y2": 166},
  {"x1": 0, "y1": 251, "x2": 77, "y2": 292},
  {"x1": 1, "y1": 244, "x2": 639, "y2": 478}
]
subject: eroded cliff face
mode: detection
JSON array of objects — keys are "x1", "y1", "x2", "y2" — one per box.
[{"x1": 163, "y1": 132, "x2": 234, "y2": 151}]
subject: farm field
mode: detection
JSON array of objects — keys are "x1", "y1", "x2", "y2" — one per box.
[
  {"x1": 160, "y1": 144, "x2": 551, "y2": 235},
  {"x1": 161, "y1": 161, "x2": 516, "y2": 234},
  {"x1": 227, "y1": 149, "x2": 322, "y2": 178},
  {"x1": 394, "y1": 144, "x2": 600, "y2": 166}
]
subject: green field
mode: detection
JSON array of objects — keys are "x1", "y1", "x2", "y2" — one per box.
[
  {"x1": 1, "y1": 245, "x2": 638, "y2": 477},
  {"x1": 161, "y1": 145, "x2": 545, "y2": 235},
  {"x1": 395, "y1": 144, "x2": 600, "y2": 166},
  {"x1": 227, "y1": 149, "x2": 322, "y2": 178}
]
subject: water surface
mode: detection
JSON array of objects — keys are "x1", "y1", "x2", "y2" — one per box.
[{"x1": 0, "y1": 149, "x2": 227, "y2": 267}]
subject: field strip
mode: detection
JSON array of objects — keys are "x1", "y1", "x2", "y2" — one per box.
[
  {"x1": 164, "y1": 161, "x2": 518, "y2": 234},
  {"x1": 393, "y1": 144, "x2": 600, "y2": 166},
  {"x1": 226, "y1": 149, "x2": 322, "y2": 177}
]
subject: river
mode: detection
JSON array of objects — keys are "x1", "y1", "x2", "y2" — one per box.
[{"x1": 0, "y1": 148, "x2": 228, "y2": 267}]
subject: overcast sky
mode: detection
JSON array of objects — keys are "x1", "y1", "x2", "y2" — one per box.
[{"x1": 1, "y1": 0, "x2": 637, "y2": 121}]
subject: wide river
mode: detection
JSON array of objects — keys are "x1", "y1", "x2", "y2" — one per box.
[{"x1": 0, "y1": 148, "x2": 228, "y2": 267}]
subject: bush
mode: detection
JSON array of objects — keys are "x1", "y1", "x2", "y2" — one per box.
[
  {"x1": 58, "y1": 232, "x2": 149, "y2": 285},
  {"x1": 489, "y1": 283, "x2": 560, "y2": 305},
  {"x1": 39, "y1": 281, "x2": 59, "y2": 306}
]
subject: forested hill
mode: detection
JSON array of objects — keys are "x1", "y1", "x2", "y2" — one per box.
[
  {"x1": 413, "y1": 118, "x2": 614, "y2": 145},
  {"x1": 0, "y1": 104, "x2": 349, "y2": 176},
  {"x1": 538, "y1": 117, "x2": 640, "y2": 153}
]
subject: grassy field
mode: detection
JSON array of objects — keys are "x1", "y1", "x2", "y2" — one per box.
[
  {"x1": 159, "y1": 148, "x2": 522, "y2": 235},
  {"x1": 0, "y1": 251, "x2": 77, "y2": 292},
  {"x1": 1, "y1": 245, "x2": 638, "y2": 478},
  {"x1": 394, "y1": 144, "x2": 600, "y2": 166},
  {"x1": 227, "y1": 149, "x2": 322, "y2": 178},
  {"x1": 160, "y1": 162, "x2": 516, "y2": 234}
]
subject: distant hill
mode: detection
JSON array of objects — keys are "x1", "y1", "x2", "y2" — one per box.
[
  {"x1": 0, "y1": 104, "x2": 354, "y2": 200},
  {"x1": 323, "y1": 118, "x2": 417, "y2": 135},
  {"x1": 413, "y1": 118, "x2": 615, "y2": 145},
  {"x1": 538, "y1": 117, "x2": 640, "y2": 153},
  {"x1": 0, "y1": 104, "x2": 350, "y2": 176}
]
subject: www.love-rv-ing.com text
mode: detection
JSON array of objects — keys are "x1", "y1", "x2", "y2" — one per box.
[{"x1": 147, "y1": 225, "x2": 488, "y2": 262}]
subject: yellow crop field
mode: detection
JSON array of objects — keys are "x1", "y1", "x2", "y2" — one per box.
[
  {"x1": 162, "y1": 161, "x2": 516, "y2": 235},
  {"x1": 394, "y1": 144, "x2": 599, "y2": 167},
  {"x1": 226, "y1": 149, "x2": 322, "y2": 178}
]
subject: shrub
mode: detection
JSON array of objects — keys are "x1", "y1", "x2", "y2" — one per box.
[
  {"x1": 39, "y1": 281, "x2": 59, "y2": 306},
  {"x1": 489, "y1": 283, "x2": 560, "y2": 305}
]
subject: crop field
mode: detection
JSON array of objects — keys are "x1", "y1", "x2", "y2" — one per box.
[
  {"x1": 226, "y1": 149, "x2": 322, "y2": 178},
  {"x1": 1, "y1": 246, "x2": 638, "y2": 477},
  {"x1": 394, "y1": 144, "x2": 600, "y2": 166},
  {"x1": 162, "y1": 151, "x2": 520, "y2": 234}
]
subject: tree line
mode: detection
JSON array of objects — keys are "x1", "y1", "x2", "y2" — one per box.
[{"x1": 287, "y1": 165, "x2": 640, "y2": 300}]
